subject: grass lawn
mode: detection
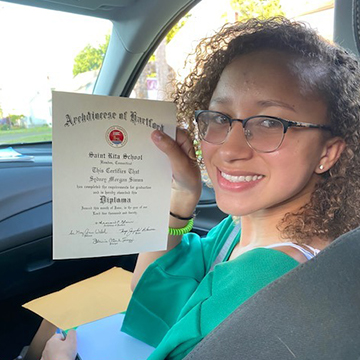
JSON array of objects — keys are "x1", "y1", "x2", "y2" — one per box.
[
  {"x1": 6, "y1": 134, "x2": 52, "y2": 144},
  {"x1": 0, "y1": 126, "x2": 52, "y2": 144},
  {"x1": 1, "y1": 126, "x2": 51, "y2": 134}
]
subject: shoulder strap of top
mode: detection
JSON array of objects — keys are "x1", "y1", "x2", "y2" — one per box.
[
  {"x1": 264, "y1": 242, "x2": 320, "y2": 260},
  {"x1": 209, "y1": 222, "x2": 241, "y2": 272},
  {"x1": 302, "y1": 244, "x2": 321, "y2": 255}
]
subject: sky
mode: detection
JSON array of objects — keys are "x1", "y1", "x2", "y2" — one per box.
[
  {"x1": 0, "y1": 0, "x2": 333, "y2": 116},
  {"x1": 0, "y1": 1, "x2": 111, "y2": 115}
]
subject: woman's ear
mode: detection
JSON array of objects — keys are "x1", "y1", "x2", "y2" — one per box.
[{"x1": 316, "y1": 136, "x2": 346, "y2": 174}]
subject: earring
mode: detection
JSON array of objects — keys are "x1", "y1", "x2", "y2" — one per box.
[{"x1": 319, "y1": 164, "x2": 324, "y2": 170}]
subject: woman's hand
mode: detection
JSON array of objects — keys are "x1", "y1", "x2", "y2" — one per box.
[
  {"x1": 131, "y1": 128, "x2": 202, "y2": 290},
  {"x1": 40, "y1": 330, "x2": 77, "y2": 360},
  {"x1": 152, "y1": 128, "x2": 202, "y2": 215}
]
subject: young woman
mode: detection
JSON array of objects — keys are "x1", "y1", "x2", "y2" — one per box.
[{"x1": 39, "y1": 16, "x2": 360, "y2": 360}]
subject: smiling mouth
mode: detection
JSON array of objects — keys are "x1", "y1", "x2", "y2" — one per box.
[{"x1": 220, "y1": 172, "x2": 264, "y2": 183}]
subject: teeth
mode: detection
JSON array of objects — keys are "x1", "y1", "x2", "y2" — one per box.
[{"x1": 221, "y1": 172, "x2": 263, "y2": 183}]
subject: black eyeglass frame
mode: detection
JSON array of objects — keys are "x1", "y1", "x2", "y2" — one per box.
[{"x1": 195, "y1": 110, "x2": 332, "y2": 153}]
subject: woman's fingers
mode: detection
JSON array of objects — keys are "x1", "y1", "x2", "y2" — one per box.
[
  {"x1": 41, "y1": 330, "x2": 77, "y2": 360},
  {"x1": 65, "y1": 330, "x2": 77, "y2": 347},
  {"x1": 152, "y1": 129, "x2": 194, "y2": 168},
  {"x1": 174, "y1": 127, "x2": 197, "y2": 161},
  {"x1": 152, "y1": 128, "x2": 202, "y2": 195}
]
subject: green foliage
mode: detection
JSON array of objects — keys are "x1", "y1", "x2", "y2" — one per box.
[
  {"x1": 0, "y1": 105, "x2": 3, "y2": 118},
  {"x1": 0, "y1": 114, "x2": 24, "y2": 130},
  {"x1": 1, "y1": 124, "x2": 10, "y2": 131},
  {"x1": 166, "y1": 13, "x2": 192, "y2": 44},
  {"x1": 223, "y1": 0, "x2": 284, "y2": 22},
  {"x1": 73, "y1": 34, "x2": 110, "y2": 76},
  {"x1": 8, "y1": 114, "x2": 24, "y2": 124}
]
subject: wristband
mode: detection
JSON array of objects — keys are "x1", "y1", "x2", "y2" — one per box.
[
  {"x1": 169, "y1": 218, "x2": 194, "y2": 236},
  {"x1": 170, "y1": 211, "x2": 194, "y2": 221}
]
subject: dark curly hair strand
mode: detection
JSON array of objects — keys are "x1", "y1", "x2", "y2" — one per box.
[{"x1": 174, "y1": 16, "x2": 360, "y2": 243}]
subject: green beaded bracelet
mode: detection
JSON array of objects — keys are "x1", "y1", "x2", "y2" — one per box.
[{"x1": 169, "y1": 218, "x2": 194, "y2": 236}]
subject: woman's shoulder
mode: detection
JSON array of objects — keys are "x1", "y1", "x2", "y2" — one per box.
[
  {"x1": 267, "y1": 245, "x2": 308, "y2": 263},
  {"x1": 223, "y1": 246, "x2": 300, "y2": 275},
  {"x1": 264, "y1": 242, "x2": 321, "y2": 263}
]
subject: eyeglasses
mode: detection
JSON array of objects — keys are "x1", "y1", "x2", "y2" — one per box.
[{"x1": 195, "y1": 110, "x2": 332, "y2": 153}]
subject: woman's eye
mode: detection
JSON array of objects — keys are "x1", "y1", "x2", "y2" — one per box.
[
  {"x1": 213, "y1": 115, "x2": 228, "y2": 125},
  {"x1": 259, "y1": 119, "x2": 282, "y2": 128}
]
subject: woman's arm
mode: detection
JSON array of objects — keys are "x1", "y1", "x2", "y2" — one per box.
[{"x1": 131, "y1": 128, "x2": 202, "y2": 291}]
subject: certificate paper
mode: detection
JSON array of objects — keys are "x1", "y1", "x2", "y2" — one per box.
[{"x1": 52, "y1": 92, "x2": 176, "y2": 259}]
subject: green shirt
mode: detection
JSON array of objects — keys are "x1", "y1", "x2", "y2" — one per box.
[{"x1": 122, "y1": 216, "x2": 299, "y2": 360}]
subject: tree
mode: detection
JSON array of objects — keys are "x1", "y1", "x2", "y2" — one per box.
[
  {"x1": 8, "y1": 114, "x2": 24, "y2": 126},
  {"x1": 223, "y1": 0, "x2": 284, "y2": 22},
  {"x1": 73, "y1": 34, "x2": 110, "y2": 76},
  {"x1": 166, "y1": 14, "x2": 192, "y2": 44},
  {"x1": 133, "y1": 14, "x2": 191, "y2": 100}
]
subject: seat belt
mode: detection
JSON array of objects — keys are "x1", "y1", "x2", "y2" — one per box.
[{"x1": 209, "y1": 222, "x2": 241, "y2": 272}]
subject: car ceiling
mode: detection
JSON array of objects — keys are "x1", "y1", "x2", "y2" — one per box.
[{"x1": 334, "y1": 0, "x2": 360, "y2": 56}]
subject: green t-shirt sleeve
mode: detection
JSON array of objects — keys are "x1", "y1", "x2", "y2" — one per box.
[{"x1": 121, "y1": 216, "x2": 235, "y2": 347}]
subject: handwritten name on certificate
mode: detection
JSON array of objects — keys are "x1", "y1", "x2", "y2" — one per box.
[{"x1": 52, "y1": 92, "x2": 176, "y2": 259}]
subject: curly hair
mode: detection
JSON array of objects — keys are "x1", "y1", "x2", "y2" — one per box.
[{"x1": 174, "y1": 16, "x2": 360, "y2": 243}]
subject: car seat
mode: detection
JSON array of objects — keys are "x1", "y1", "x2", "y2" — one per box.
[{"x1": 184, "y1": 226, "x2": 360, "y2": 359}]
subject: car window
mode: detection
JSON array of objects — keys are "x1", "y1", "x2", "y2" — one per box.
[
  {"x1": 130, "y1": 0, "x2": 334, "y2": 102},
  {"x1": 0, "y1": 2, "x2": 112, "y2": 145}
]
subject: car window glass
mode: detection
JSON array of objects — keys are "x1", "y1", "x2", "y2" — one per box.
[
  {"x1": 130, "y1": 0, "x2": 334, "y2": 101},
  {"x1": 0, "y1": 2, "x2": 112, "y2": 145}
]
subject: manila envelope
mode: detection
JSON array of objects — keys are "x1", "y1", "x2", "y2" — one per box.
[{"x1": 23, "y1": 267, "x2": 133, "y2": 330}]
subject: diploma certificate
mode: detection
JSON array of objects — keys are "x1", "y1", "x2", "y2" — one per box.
[{"x1": 52, "y1": 92, "x2": 176, "y2": 259}]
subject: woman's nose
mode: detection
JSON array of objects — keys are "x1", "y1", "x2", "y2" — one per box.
[{"x1": 218, "y1": 122, "x2": 254, "y2": 161}]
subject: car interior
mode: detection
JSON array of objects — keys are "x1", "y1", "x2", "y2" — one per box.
[
  {"x1": 183, "y1": 226, "x2": 360, "y2": 360},
  {"x1": 0, "y1": 0, "x2": 225, "y2": 357},
  {"x1": 0, "y1": 0, "x2": 358, "y2": 358}
]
